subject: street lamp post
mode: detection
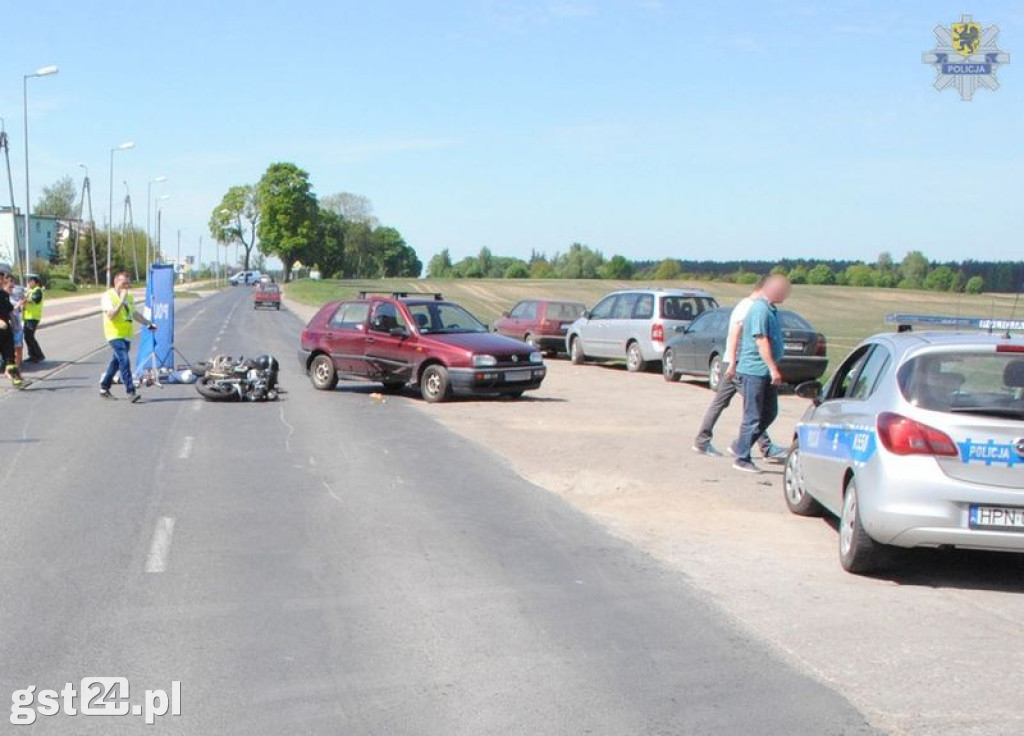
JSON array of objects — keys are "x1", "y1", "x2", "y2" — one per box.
[
  {"x1": 107, "y1": 141, "x2": 134, "y2": 287},
  {"x1": 22, "y1": 64, "x2": 59, "y2": 283},
  {"x1": 155, "y1": 195, "x2": 169, "y2": 263},
  {"x1": 146, "y1": 175, "x2": 166, "y2": 273}
]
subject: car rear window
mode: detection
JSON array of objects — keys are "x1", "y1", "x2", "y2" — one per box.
[
  {"x1": 779, "y1": 311, "x2": 812, "y2": 330},
  {"x1": 547, "y1": 302, "x2": 586, "y2": 321},
  {"x1": 661, "y1": 296, "x2": 716, "y2": 321},
  {"x1": 898, "y1": 351, "x2": 1024, "y2": 416}
]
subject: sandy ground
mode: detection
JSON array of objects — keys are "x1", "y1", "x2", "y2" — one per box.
[
  {"x1": 285, "y1": 296, "x2": 1024, "y2": 735},
  {"x1": 420, "y1": 360, "x2": 1024, "y2": 736}
]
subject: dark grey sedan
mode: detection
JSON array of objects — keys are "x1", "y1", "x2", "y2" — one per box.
[{"x1": 662, "y1": 307, "x2": 829, "y2": 389}]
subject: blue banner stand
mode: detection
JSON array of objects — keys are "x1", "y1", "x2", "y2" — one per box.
[{"x1": 134, "y1": 264, "x2": 177, "y2": 383}]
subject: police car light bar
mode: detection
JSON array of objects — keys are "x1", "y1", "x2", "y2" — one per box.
[{"x1": 885, "y1": 314, "x2": 1024, "y2": 332}]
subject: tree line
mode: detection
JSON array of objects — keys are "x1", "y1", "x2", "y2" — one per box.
[
  {"x1": 429, "y1": 245, "x2": 1020, "y2": 294},
  {"x1": 209, "y1": 163, "x2": 421, "y2": 281}
]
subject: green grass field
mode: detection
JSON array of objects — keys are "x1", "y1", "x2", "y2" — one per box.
[{"x1": 286, "y1": 278, "x2": 1024, "y2": 371}]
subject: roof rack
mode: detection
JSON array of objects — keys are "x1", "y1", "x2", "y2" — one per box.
[
  {"x1": 358, "y1": 291, "x2": 444, "y2": 301},
  {"x1": 885, "y1": 313, "x2": 1024, "y2": 333}
]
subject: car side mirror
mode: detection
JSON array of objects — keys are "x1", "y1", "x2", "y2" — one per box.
[
  {"x1": 501, "y1": 312, "x2": 509, "y2": 318},
  {"x1": 795, "y1": 380, "x2": 823, "y2": 404},
  {"x1": 389, "y1": 326, "x2": 409, "y2": 338}
]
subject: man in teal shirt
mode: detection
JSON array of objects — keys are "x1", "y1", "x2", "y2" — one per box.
[{"x1": 730, "y1": 274, "x2": 791, "y2": 473}]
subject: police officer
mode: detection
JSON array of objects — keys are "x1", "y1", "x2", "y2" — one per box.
[
  {"x1": 22, "y1": 275, "x2": 44, "y2": 363},
  {"x1": 0, "y1": 263, "x2": 24, "y2": 388},
  {"x1": 100, "y1": 271, "x2": 156, "y2": 402}
]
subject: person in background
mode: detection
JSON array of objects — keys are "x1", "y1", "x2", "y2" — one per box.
[
  {"x1": 22, "y1": 275, "x2": 44, "y2": 364},
  {"x1": 4, "y1": 273, "x2": 26, "y2": 371},
  {"x1": 0, "y1": 264, "x2": 24, "y2": 388},
  {"x1": 692, "y1": 274, "x2": 785, "y2": 459},
  {"x1": 730, "y1": 274, "x2": 792, "y2": 474},
  {"x1": 99, "y1": 271, "x2": 156, "y2": 402}
]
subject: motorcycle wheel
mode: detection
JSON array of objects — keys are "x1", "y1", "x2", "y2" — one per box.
[{"x1": 196, "y1": 376, "x2": 239, "y2": 402}]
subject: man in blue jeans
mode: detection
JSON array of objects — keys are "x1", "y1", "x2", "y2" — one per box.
[
  {"x1": 729, "y1": 274, "x2": 791, "y2": 473},
  {"x1": 100, "y1": 271, "x2": 156, "y2": 402}
]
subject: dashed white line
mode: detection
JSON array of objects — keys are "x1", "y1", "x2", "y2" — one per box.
[
  {"x1": 178, "y1": 436, "x2": 194, "y2": 460},
  {"x1": 145, "y1": 517, "x2": 176, "y2": 573}
]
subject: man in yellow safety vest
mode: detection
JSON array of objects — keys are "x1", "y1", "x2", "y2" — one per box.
[
  {"x1": 100, "y1": 271, "x2": 156, "y2": 402},
  {"x1": 22, "y1": 275, "x2": 44, "y2": 364}
]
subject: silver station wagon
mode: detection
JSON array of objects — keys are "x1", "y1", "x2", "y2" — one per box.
[{"x1": 783, "y1": 330, "x2": 1024, "y2": 574}]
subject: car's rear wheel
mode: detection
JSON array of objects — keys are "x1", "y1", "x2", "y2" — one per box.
[
  {"x1": 310, "y1": 354, "x2": 338, "y2": 391},
  {"x1": 839, "y1": 476, "x2": 881, "y2": 574},
  {"x1": 662, "y1": 348, "x2": 681, "y2": 382},
  {"x1": 708, "y1": 354, "x2": 723, "y2": 392},
  {"x1": 783, "y1": 440, "x2": 823, "y2": 516},
  {"x1": 420, "y1": 364, "x2": 451, "y2": 403},
  {"x1": 626, "y1": 342, "x2": 647, "y2": 373},
  {"x1": 570, "y1": 337, "x2": 585, "y2": 365}
]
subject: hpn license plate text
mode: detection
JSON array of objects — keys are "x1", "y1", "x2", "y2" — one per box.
[{"x1": 969, "y1": 505, "x2": 1024, "y2": 531}]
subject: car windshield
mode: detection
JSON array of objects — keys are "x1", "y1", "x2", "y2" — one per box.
[
  {"x1": 407, "y1": 302, "x2": 488, "y2": 334},
  {"x1": 661, "y1": 296, "x2": 716, "y2": 321},
  {"x1": 547, "y1": 302, "x2": 586, "y2": 320},
  {"x1": 779, "y1": 311, "x2": 812, "y2": 330},
  {"x1": 898, "y1": 351, "x2": 1024, "y2": 416}
]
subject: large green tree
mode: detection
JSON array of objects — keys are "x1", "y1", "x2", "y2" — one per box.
[
  {"x1": 372, "y1": 227, "x2": 422, "y2": 277},
  {"x1": 315, "y1": 208, "x2": 348, "y2": 278},
  {"x1": 257, "y1": 163, "x2": 318, "y2": 281},
  {"x1": 209, "y1": 184, "x2": 260, "y2": 271},
  {"x1": 427, "y1": 248, "x2": 455, "y2": 278},
  {"x1": 35, "y1": 175, "x2": 78, "y2": 218}
]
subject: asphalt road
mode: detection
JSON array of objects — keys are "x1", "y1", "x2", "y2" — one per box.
[{"x1": 0, "y1": 288, "x2": 880, "y2": 735}]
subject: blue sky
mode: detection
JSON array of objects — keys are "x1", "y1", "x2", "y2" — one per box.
[{"x1": 1, "y1": 0, "x2": 1021, "y2": 268}]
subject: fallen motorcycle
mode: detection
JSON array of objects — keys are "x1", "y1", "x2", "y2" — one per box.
[{"x1": 192, "y1": 354, "x2": 281, "y2": 402}]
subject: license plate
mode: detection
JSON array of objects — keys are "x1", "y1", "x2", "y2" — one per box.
[
  {"x1": 784, "y1": 342, "x2": 804, "y2": 352},
  {"x1": 505, "y1": 370, "x2": 532, "y2": 383},
  {"x1": 969, "y1": 505, "x2": 1024, "y2": 531}
]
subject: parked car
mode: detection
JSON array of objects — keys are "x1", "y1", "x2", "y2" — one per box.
[
  {"x1": 253, "y1": 282, "x2": 281, "y2": 310},
  {"x1": 565, "y1": 288, "x2": 717, "y2": 372},
  {"x1": 229, "y1": 270, "x2": 262, "y2": 286},
  {"x1": 492, "y1": 299, "x2": 586, "y2": 355},
  {"x1": 662, "y1": 307, "x2": 828, "y2": 389},
  {"x1": 784, "y1": 330, "x2": 1024, "y2": 574},
  {"x1": 298, "y1": 292, "x2": 547, "y2": 403}
]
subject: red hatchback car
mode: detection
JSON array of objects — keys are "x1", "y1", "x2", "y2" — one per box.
[
  {"x1": 491, "y1": 299, "x2": 587, "y2": 356},
  {"x1": 298, "y1": 292, "x2": 547, "y2": 403}
]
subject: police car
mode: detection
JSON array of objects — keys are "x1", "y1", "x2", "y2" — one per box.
[{"x1": 783, "y1": 316, "x2": 1024, "y2": 574}]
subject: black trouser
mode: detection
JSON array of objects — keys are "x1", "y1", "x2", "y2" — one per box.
[
  {"x1": 23, "y1": 319, "x2": 42, "y2": 361},
  {"x1": 694, "y1": 363, "x2": 772, "y2": 455},
  {"x1": 0, "y1": 326, "x2": 15, "y2": 370}
]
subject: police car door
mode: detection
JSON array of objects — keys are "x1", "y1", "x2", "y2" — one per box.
[{"x1": 799, "y1": 344, "x2": 886, "y2": 513}]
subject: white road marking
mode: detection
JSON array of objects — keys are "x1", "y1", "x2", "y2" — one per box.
[
  {"x1": 323, "y1": 480, "x2": 343, "y2": 504},
  {"x1": 178, "y1": 436, "x2": 194, "y2": 460},
  {"x1": 145, "y1": 517, "x2": 176, "y2": 573}
]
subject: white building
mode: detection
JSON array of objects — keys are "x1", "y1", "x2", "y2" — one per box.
[{"x1": 0, "y1": 207, "x2": 63, "y2": 271}]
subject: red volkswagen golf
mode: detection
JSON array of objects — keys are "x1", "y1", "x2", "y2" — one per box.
[{"x1": 298, "y1": 292, "x2": 547, "y2": 403}]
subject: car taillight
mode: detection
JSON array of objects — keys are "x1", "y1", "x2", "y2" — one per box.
[
  {"x1": 300, "y1": 329, "x2": 308, "y2": 342},
  {"x1": 877, "y1": 412, "x2": 958, "y2": 457},
  {"x1": 996, "y1": 344, "x2": 1024, "y2": 353},
  {"x1": 814, "y1": 334, "x2": 827, "y2": 357},
  {"x1": 651, "y1": 323, "x2": 664, "y2": 343}
]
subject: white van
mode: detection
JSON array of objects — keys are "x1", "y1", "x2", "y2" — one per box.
[{"x1": 230, "y1": 270, "x2": 262, "y2": 286}]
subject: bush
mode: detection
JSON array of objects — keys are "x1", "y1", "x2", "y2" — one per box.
[
  {"x1": 965, "y1": 275, "x2": 984, "y2": 294},
  {"x1": 48, "y1": 278, "x2": 77, "y2": 292},
  {"x1": 735, "y1": 271, "x2": 759, "y2": 285},
  {"x1": 807, "y1": 264, "x2": 835, "y2": 285},
  {"x1": 504, "y1": 263, "x2": 529, "y2": 279}
]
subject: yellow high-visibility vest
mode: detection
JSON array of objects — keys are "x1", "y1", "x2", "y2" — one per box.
[
  {"x1": 23, "y1": 286, "x2": 43, "y2": 321},
  {"x1": 102, "y1": 289, "x2": 134, "y2": 341}
]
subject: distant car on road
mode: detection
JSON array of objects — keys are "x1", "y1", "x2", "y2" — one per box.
[
  {"x1": 491, "y1": 299, "x2": 586, "y2": 355},
  {"x1": 299, "y1": 292, "x2": 546, "y2": 403},
  {"x1": 784, "y1": 330, "x2": 1024, "y2": 574},
  {"x1": 565, "y1": 288, "x2": 718, "y2": 372},
  {"x1": 230, "y1": 270, "x2": 262, "y2": 286},
  {"x1": 662, "y1": 307, "x2": 828, "y2": 390},
  {"x1": 253, "y1": 282, "x2": 281, "y2": 310}
]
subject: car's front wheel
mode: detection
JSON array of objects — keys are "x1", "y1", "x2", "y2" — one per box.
[
  {"x1": 708, "y1": 354, "x2": 723, "y2": 392},
  {"x1": 570, "y1": 337, "x2": 585, "y2": 365},
  {"x1": 626, "y1": 342, "x2": 647, "y2": 373},
  {"x1": 839, "y1": 476, "x2": 881, "y2": 574},
  {"x1": 783, "y1": 440, "x2": 823, "y2": 516},
  {"x1": 662, "y1": 348, "x2": 681, "y2": 382},
  {"x1": 420, "y1": 364, "x2": 452, "y2": 403},
  {"x1": 310, "y1": 354, "x2": 338, "y2": 391}
]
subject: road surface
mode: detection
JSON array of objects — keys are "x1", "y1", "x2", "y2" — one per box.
[{"x1": 0, "y1": 288, "x2": 878, "y2": 734}]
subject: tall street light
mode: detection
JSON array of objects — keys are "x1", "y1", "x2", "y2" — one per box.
[
  {"x1": 156, "y1": 194, "x2": 170, "y2": 263},
  {"x1": 107, "y1": 141, "x2": 134, "y2": 287},
  {"x1": 22, "y1": 64, "x2": 59, "y2": 283},
  {"x1": 146, "y1": 175, "x2": 166, "y2": 274}
]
